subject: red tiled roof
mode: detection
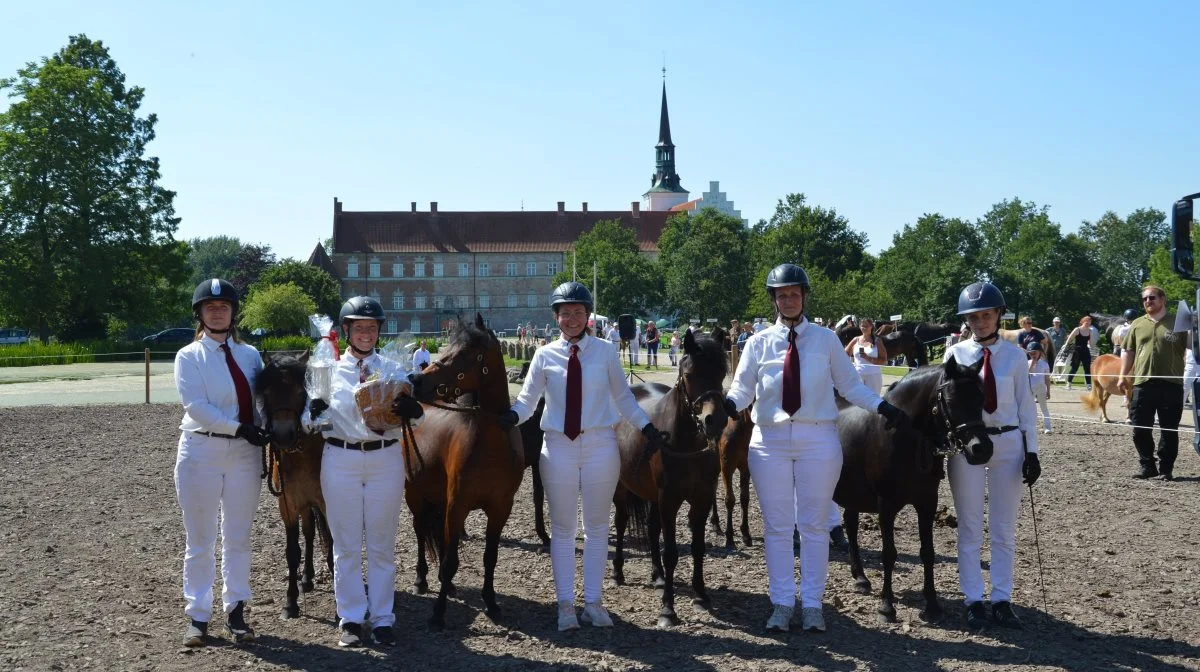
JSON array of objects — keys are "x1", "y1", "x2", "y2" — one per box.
[
  {"x1": 333, "y1": 209, "x2": 673, "y2": 254},
  {"x1": 669, "y1": 199, "x2": 701, "y2": 212}
]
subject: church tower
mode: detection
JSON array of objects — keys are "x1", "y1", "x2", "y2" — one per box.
[{"x1": 643, "y1": 78, "x2": 689, "y2": 212}]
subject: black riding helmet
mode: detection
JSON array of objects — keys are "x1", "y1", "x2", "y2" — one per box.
[
  {"x1": 1123, "y1": 308, "x2": 1138, "y2": 321},
  {"x1": 549, "y1": 281, "x2": 593, "y2": 314},
  {"x1": 192, "y1": 278, "x2": 239, "y2": 316},
  {"x1": 956, "y1": 282, "x2": 1006, "y2": 316},
  {"x1": 765, "y1": 263, "x2": 810, "y2": 295},
  {"x1": 339, "y1": 296, "x2": 385, "y2": 327}
]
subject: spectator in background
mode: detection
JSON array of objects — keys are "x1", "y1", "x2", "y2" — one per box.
[
  {"x1": 1016, "y1": 316, "x2": 1045, "y2": 355},
  {"x1": 1184, "y1": 348, "x2": 1197, "y2": 408},
  {"x1": 644, "y1": 320, "x2": 660, "y2": 369},
  {"x1": 668, "y1": 331, "x2": 680, "y2": 366},
  {"x1": 1046, "y1": 317, "x2": 1067, "y2": 354},
  {"x1": 1027, "y1": 341, "x2": 1052, "y2": 434},
  {"x1": 628, "y1": 321, "x2": 641, "y2": 366},
  {"x1": 412, "y1": 340, "x2": 431, "y2": 371},
  {"x1": 1113, "y1": 309, "x2": 1137, "y2": 357},
  {"x1": 844, "y1": 317, "x2": 887, "y2": 394},
  {"x1": 727, "y1": 320, "x2": 741, "y2": 351},
  {"x1": 1065, "y1": 315, "x2": 1097, "y2": 391},
  {"x1": 737, "y1": 324, "x2": 752, "y2": 354},
  {"x1": 753, "y1": 318, "x2": 767, "y2": 333}
]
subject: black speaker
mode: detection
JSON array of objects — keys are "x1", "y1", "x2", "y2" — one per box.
[{"x1": 618, "y1": 314, "x2": 636, "y2": 341}]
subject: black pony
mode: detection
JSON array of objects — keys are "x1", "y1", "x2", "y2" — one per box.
[{"x1": 834, "y1": 355, "x2": 993, "y2": 622}]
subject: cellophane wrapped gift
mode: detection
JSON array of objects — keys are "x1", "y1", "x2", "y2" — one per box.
[
  {"x1": 353, "y1": 335, "x2": 416, "y2": 433},
  {"x1": 305, "y1": 314, "x2": 337, "y2": 431}
]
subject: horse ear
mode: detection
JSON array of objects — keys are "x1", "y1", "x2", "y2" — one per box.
[
  {"x1": 943, "y1": 353, "x2": 958, "y2": 376},
  {"x1": 261, "y1": 351, "x2": 270, "y2": 366},
  {"x1": 684, "y1": 328, "x2": 699, "y2": 354},
  {"x1": 475, "y1": 313, "x2": 485, "y2": 330}
]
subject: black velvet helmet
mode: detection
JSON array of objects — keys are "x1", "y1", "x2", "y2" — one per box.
[
  {"x1": 765, "y1": 264, "x2": 810, "y2": 293},
  {"x1": 1123, "y1": 308, "x2": 1138, "y2": 321},
  {"x1": 192, "y1": 278, "x2": 239, "y2": 316},
  {"x1": 956, "y1": 282, "x2": 1006, "y2": 316},
  {"x1": 549, "y1": 281, "x2": 593, "y2": 313},
  {"x1": 339, "y1": 296, "x2": 385, "y2": 325}
]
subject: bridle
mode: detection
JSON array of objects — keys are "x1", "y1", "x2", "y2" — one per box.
[
  {"x1": 426, "y1": 351, "x2": 496, "y2": 416},
  {"x1": 657, "y1": 360, "x2": 725, "y2": 459},
  {"x1": 259, "y1": 398, "x2": 308, "y2": 498},
  {"x1": 928, "y1": 374, "x2": 987, "y2": 458}
]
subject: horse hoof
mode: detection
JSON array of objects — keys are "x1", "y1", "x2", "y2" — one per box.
[
  {"x1": 281, "y1": 605, "x2": 299, "y2": 620},
  {"x1": 652, "y1": 576, "x2": 666, "y2": 590},
  {"x1": 854, "y1": 579, "x2": 872, "y2": 595},
  {"x1": 741, "y1": 535, "x2": 753, "y2": 548},
  {"x1": 300, "y1": 581, "x2": 314, "y2": 594},
  {"x1": 411, "y1": 582, "x2": 429, "y2": 595},
  {"x1": 485, "y1": 604, "x2": 502, "y2": 621},
  {"x1": 427, "y1": 618, "x2": 445, "y2": 632},
  {"x1": 877, "y1": 607, "x2": 898, "y2": 624},
  {"x1": 444, "y1": 582, "x2": 457, "y2": 596},
  {"x1": 692, "y1": 596, "x2": 712, "y2": 611},
  {"x1": 657, "y1": 614, "x2": 681, "y2": 628},
  {"x1": 920, "y1": 603, "x2": 944, "y2": 623},
  {"x1": 612, "y1": 572, "x2": 626, "y2": 586}
]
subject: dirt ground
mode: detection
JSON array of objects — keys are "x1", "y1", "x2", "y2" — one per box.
[{"x1": 2, "y1": 403, "x2": 1200, "y2": 672}]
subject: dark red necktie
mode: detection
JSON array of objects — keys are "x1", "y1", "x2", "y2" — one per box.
[
  {"x1": 564, "y1": 344, "x2": 582, "y2": 439},
  {"x1": 782, "y1": 328, "x2": 801, "y2": 415},
  {"x1": 981, "y1": 347, "x2": 997, "y2": 414},
  {"x1": 220, "y1": 343, "x2": 253, "y2": 425}
]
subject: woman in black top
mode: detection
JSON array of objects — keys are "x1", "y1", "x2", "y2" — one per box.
[{"x1": 1066, "y1": 315, "x2": 1096, "y2": 391}]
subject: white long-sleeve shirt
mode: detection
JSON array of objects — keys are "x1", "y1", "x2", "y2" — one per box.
[
  {"x1": 307, "y1": 351, "x2": 415, "y2": 443},
  {"x1": 727, "y1": 317, "x2": 884, "y2": 426},
  {"x1": 944, "y1": 338, "x2": 1040, "y2": 453},
  {"x1": 412, "y1": 347, "x2": 431, "y2": 369},
  {"x1": 176, "y1": 335, "x2": 263, "y2": 435},
  {"x1": 511, "y1": 333, "x2": 651, "y2": 434}
]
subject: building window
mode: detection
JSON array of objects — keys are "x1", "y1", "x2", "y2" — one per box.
[
  {"x1": 506, "y1": 262, "x2": 517, "y2": 276},
  {"x1": 392, "y1": 262, "x2": 404, "y2": 277},
  {"x1": 346, "y1": 258, "x2": 359, "y2": 278},
  {"x1": 478, "y1": 262, "x2": 490, "y2": 277},
  {"x1": 434, "y1": 296, "x2": 445, "y2": 309},
  {"x1": 547, "y1": 262, "x2": 559, "y2": 275},
  {"x1": 479, "y1": 294, "x2": 490, "y2": 309},
  {"x1": 369, "y1": 262, "x2": 380, "y2": 278},
  {"x1": 392, "y1": 294, "x2": 405, "y2": 310},
  {"x1": 414, "y1": 262, "x2": 425, "y2": 277},
  {"x1": 458, "y1": 295, "x2": 470, "y2": 309},
  {"x1": 414, "y1": 295, "x2": 426, "y2": 310},
  {"x1": 508, "y1": 294, "x2": 518, "y2": 308},
  {"x1": 433, "y1": 262, "x2": 444, "y2": 277},
  {"x1": 526, "y1": 293, "x2": 537, "y2": 308},
  {"x1": 386, "y1": 319, "x2": 397, "y2": 334},
  {"x1": 527, "y1": 261, "x2": 537, "y2": 276},
  {"x1": 459, "y1": 262, "x2": 470, "y2": 277}
]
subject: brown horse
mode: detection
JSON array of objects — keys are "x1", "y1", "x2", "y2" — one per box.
[
  {"x1": 406, "y1": 314, "x2": 525, "y2": 630},
  {"x1": 612, "y1": 328, "x2": 729, "y2": 627},
  {"x1": 1081, "y1": 353, "x2": 1127, "y2": 422},
  {"x1": 708, "y1": 407, "x2": 753, "y2": 550},
  {"x1": 255, "y1": 352, "x2": 334, "y2": 619},
  {"x1": 518, "y1": 398, "x2": 550, "y2": 546}
]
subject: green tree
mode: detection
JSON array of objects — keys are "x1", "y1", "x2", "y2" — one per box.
[
  {"x1": 1147, "y1": 246, "x2": 1197, "y2": 308},
  {"x1": 0, "y1": 35, "x2": 185, "y2": 341},
  {"x1": 872, "y1": 213, "x2": 981, "y2": 322},
  {"x1": 229, "y1": 243, "x2": 276, "y2": 297},
  {"x1": 239, "y1": 282, "x2": 316, "y2": 335},
  {"x1": 553, "y1": 219, "x2": 660, "y2": 316},
  {"x1": 1080, "y1": 208, "x2": 1169, "y2": 311},
  {"x1": 253, "y1": 259, "x2": 342, "y2": 318},
  {"x1": 750, "y1": 193, "x2": 870, "y2": 282},
  {"x1": 187, "y1": 235, "x2": 243, "y2": 288},
  {"x1": 657, "y1": 208, "x2": 751, "y2": 323}
]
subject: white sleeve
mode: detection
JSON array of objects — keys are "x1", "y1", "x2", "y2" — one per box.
[
  {"x1": 175, "y1": 351, "x2": 240, "y2": 435},
  {"x1": 726, "y1": 335, "x2": 758, "y2": 411},
  {"x1": 510, "y1": 349, "x2": 546, "y2": 425},
  {"x1": 1014, "y1": 352, "x2": 1040, "y2": 453}
]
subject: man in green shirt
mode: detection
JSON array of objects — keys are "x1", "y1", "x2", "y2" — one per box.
[{"x1": 1119, "y1": 285, "x2": 1191, "y2": 480}]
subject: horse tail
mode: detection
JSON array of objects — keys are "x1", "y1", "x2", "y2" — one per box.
[
  {"x1": 1080, "y1": 383, "x2": 1102, "y2": 411},
  {"x1": 420, "y1": 501, "x2": 447, "y2": 567},
  {"x1": 624, "y1": 493, "x2": 653, "y2": 554}
]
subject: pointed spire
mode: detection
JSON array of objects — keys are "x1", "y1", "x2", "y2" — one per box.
[{"x1": 657, "y1": 80, "x2": 673, "y2": 148}]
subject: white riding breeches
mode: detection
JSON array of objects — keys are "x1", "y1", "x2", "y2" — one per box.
[
  {"x1": 174, "y1": 431, "x2": 262, "y2": 622},
  {"x1": 541, "y1": 427, "x2": 620, "y2": 604},
  {"x1": 747, "y1": 421, "x2": 842, "y2": 608}
]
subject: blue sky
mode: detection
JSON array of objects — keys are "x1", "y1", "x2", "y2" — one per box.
[{"x1": 3, "y1": 1, "x2": 1198, "y2": 262}]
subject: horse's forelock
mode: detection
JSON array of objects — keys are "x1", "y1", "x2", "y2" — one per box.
[
  {"x1": 688, "y1": 333, "x2": 729, "y2": 377},
  {"x1": 255, "y1": 354, "x2": 306, "y2": 394},
  {"x1": 887, "y1": 365, "x2": 942, "y2": 404}
]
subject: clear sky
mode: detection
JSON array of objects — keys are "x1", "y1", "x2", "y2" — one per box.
[{"x1": 3, "y1": 1, "x2": 1198, "y2": 262}]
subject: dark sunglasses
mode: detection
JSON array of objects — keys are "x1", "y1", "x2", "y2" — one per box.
[{"x1": 1141, "y1": 295, "x2": 1161, "y2": 303}]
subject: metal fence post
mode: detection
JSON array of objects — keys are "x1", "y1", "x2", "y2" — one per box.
[{"x1": 145, "y1": 348, "x2": 151, "y2": 404}]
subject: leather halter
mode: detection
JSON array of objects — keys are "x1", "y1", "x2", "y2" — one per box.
[
  {"x1": 929, "y1": 374, "x2": 987, "y2": 457},
  {"x1": 656, "y1": 358, "x2": 725, "y2": 459}
]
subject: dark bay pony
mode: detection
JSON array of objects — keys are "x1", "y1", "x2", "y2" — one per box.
[
  {"x1": 834, "y1": 355, "x2": 993, "y2": 622},
  {"x1": 406, "y1": 314, "x2": 525, "y2": 630},
  {"x1": 254, "y1": 352, "x2": 334, "y2": 619},
  {"x1": 708, "y1": 407, "x2": 754, "y2": 550},
  {"x1": 519, "y1": 398, "x2": 549, "y2": 546},
  {"x1": 612, "y1": 329, "x2": 729, "y2": 627}
]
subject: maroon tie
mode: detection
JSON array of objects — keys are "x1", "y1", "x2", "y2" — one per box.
[
  {"x1": 981, "y1": 347, "x2": 997, "y2": 414},
  {"x1": 782, "y1": 328, "x2": 801, "y2": 415},
  {"x1": 564, "y1": 344, "x2": 582, "y2": 439},
  {"x1": 356, "y1": 358, "x2": 368, "y2": 384},
  {"x1": 220, "y1": 343, "x2": 253, "y2": 425}
]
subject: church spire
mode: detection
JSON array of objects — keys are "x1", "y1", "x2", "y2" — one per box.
[
  {"x1": 657, "y1": 80, "x2": 673, "y2": 148},
  {"x1": 645, "y1": 73, "x2": 686, "y2": 199}
]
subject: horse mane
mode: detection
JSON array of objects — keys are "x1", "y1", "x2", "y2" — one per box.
[
  {"x1": 689, "y1": 330, "x2": 729, "y2": 377},
  {"x1": 255, "y1": 353, "x2": 305, "y2": 395},
  {"x1": 886, "y1": 365, "x2": 942, "y2": 404},
  {"x1": 448, "y1": 320, "x2": 494, "y2": 349}
]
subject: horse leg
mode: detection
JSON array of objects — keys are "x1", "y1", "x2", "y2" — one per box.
[
  {"x1": 282, "y1": 510, "x2": 302, "y2": 619},
  {"x1": 612, "y1": 494, "x2": 628, "y2": 586},
  {"x1": 1100, "y1": 389, "x2": 1110, "y2": 423},
  {"x1": 532, "y1": 460, "x2": 550, "y2": 547},
  {"x1": 431, "y1": 505, "x2": 467, "y2": 631},
  {"x1": 316, "y1": 504, "x2": 333, "y2": 581},
  {"x1": 657, "y1": 495, "x2": 683, "y2": 627},
  {"x1": 916, "y1": 496, "x2": 943, "y2": 622},
  {"x1": 708, "y1": 489, "x2": 723, "y2": 538},
  {"x1": 300, "y1": 507, "x2": 316, "y2": 593},
  {"x1": 877, "y1": 505, "x2": 900, "y2": 623},
  {"x1": 846, "y1": 509, "x2": 871, "y2": 595},
  {"x1": 410, "y1": 500, "x2": 429, "y2": 595},
  {"x1": 648, "y1": 500, "x2": 665, "y2": 589},
  {"x1": 738, "y1": 465, "x2": 753, "y2": 548},
  {"x1": 688, "y1": 498, "x2": 712, "y2": 611},
  {"x1": 721, "y1": 466, "x2": 736, "y2": 549},
  {"x1": 481, "y1": 503, "x2": 512, "y2": 620}
]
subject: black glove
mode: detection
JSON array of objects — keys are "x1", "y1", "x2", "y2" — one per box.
[
  {"x1": 722, "y1": 397, "x2": 738, "y2": 418},
  {"x1": 642, "y1": 423, "x2": 667, "y2": 458},
  {"x1": 308, "y1": 398, "x2": 329, "y2": 418},
  {"x1": 236, "y1": 423, "x2": 272, "y2": 447},
  {"x1": 498, "y1": 409, "x2": 520, "y2": 430},
  {"x1": 877, "y1": 400, "x2": 911, "y2": 431},
  {"x1": 391, "y1": 395, "x2": 424, "y2": 421},
  {"x1": 1022, "y1": 452, "x2": 1041, "y2": 486}
]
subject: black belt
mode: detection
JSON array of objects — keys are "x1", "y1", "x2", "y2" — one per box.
[
  {"x1": 327, "y1": 437, "x2": 398, "y2": 451},
  {"x1": 194, "y1": 430, "x2": 238, "y2": 440},
  {"x1": 985, "y1": 425, "x2": 1019, "y2": 435}
]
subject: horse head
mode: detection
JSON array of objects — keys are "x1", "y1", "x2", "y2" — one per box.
[
  {"x1": 408, "y1": 313, "x2": 506, "y2": 409},
  {"x1": 677, "y1": 328, "x2": 730, "y2": 442},
  {"x1": 937, "y1": 354, "x2": 993, "y2": 466},
  {"x1": 256, "y1": 351, "x2": 310, "y2": 452}
]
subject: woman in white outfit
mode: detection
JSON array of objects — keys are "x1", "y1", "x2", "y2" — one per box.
[
  {"x1": 502, "y1": 282, "x2": 666, "y2": 631},
  {"x1": 944, "y1": 282, "x2": 1042, "y2": 629},
  {"x1": 305, "y1": 296, "x2": 423, "y2": 648},
  {"x1": 722, "y1": 264, "x2": 910, "y2": 634},
  {"x1": 845, "y1": 317, "x2": 888, "y2": 394},
  {"x1": 175, "y1": 279, "x2": 272, "y2": 647},
  {"x1": 1026, "y1": 341, "x2": 1052, "y2": 433}
]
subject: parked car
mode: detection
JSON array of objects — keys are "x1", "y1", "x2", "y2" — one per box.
[
  {"x1": 0, "y1": 328, "x2": 30, "y2": 345},
  {"x1": 142, "y1": 327, "x2": 195, "y2": 346}
]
